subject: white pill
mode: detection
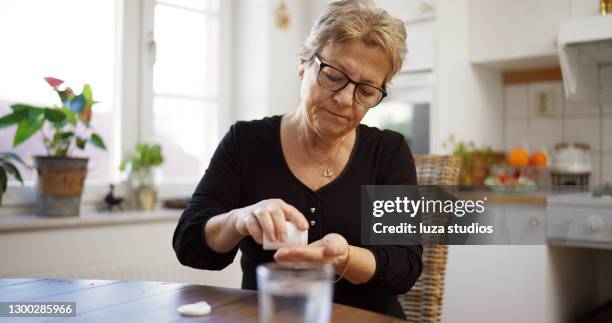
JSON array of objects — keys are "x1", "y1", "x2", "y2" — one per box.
[
  {"x1": 263, "y1": 221, "x2": 308, "y2": 250},
  {"x1": 177, "y1": 301, "x2": 211, "y2": 316}
]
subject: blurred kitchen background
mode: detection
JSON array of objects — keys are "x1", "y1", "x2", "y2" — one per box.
[{"x1": 1, "y1": 1, "x2": 612, "y2": 322}]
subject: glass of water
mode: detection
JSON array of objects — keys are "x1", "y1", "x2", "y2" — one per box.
[{"x1": 257, "y1": 262, "x2": 334, "y2": 323}]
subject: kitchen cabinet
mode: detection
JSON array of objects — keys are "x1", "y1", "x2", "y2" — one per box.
[
  {"x1": 442, "y1": 204, "x2": 600, "y2": 323},
  {"x1": 547, "y1": 192, "x2": 612, "y2": 249},
  {"x1": 376, "y1": 0, "x2": 436, "y2": 22},
  {"x1": 570, "y1": 0, "x2": 601, "y2": 18},
  {"x1": 469, "y1": 0, "x2": 571, "y2": 68},
  {"x1": 402, "y1": 19, "x2": 436, "y2": 72},
  {"x1": 376, "y1": 0, "x2": 436, "y2": 72},
  {"x1": 492, "y1": 204, "x2": 546, "y2": 244},
  {"x1": 443, "y1": 244, "x2": 599, "y2": 323}
]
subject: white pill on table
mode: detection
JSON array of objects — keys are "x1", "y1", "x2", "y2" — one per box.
[{"x1": 177, "y1": 301, "x2": 212, "y2": 316}]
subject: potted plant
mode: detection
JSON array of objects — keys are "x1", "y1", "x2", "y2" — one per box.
[
  {"x1": 0, "y1": 77, "x2": 106, "y2": 216},
  {"x1": 0, "y1": 152, "x2": 26, "y2": 207},
  {"x1": 442, "y1": 135, "x2": 501, "y2": 186},
  {"x1": 120, "y1": 143, "x2": 164, "y2": 211}
]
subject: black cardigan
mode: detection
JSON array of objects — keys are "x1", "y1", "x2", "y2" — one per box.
[{"x1": 173, "y1": 115, "x2": 422, "y2": 319}]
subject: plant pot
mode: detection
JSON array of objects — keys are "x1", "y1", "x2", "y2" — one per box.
[
  {"x1": 137, "y1": 186, "x2": 157, "y2": 211},
  {"x1": 0, "y1": 185, "x2": 3, "y2": 207},
  {"x1": 129, "y1": 168, "x2": 155, "y2": 188},
  {"x1": 34, "y1": 156, "x2": 88, "y2": 217},
  {"x1": 470, "y1": 153, "x2": 489, "y2": 186}
]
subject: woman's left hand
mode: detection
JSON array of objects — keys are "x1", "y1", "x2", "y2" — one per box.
[{"x1": 273, "y1": 233, "x2": 349, "y2": 273}]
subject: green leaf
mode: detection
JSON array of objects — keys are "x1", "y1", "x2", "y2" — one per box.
[
  {"x1": 60, "y1": 107, "x2": 77, "y2": 126},
  {"x1": 59, "y1": 131, "x2": 74, "y2": 140},
  {"x1": 119, "y1": 157, "x2": 131, "y2": 172},
  {"x1": 10, "y1": 104, "x2": 37, "y2": 112},
  {"x1": 44, "y1": 108, "x2": 67, "y2": 123},
  {"x1": 27, "y1": 107, "x2": 44, "y2": 118},
  {"x1": 82, "y1": 84, "x2": 93, "y2": 106},
  {"x1": 0, "y1": 152, "x2": 27, "y2": 166},
  {"x1": 13, "y1": 114, "x2": 44, "y2": 147},
  {"x1": 0, "y1": 110, "x2": 27, "y2": 128},
  {"x1": 44, "y1": 137, "x2": 52, "y2": 149},
  {"x1": 0, "y1": 160, "x2": 24, "y2": 184},
  {"x1": 89, "y1": 133, "x2": 106, "y2": 150},
  {"x1": 55, "y1": 148, "x2": 69, "y2": 157},
  {"x1": 0, "y1": 167, "x2": 7, "y2": 193},
  {"x1": 52, "y1": 132, "x2": 62, "y2": 146},
  {"x1": 121, "y1": 143, "x2": 164, "y2": 172},
  {"x1": 76, "y1": 137, "x2": 86, "y2": 150}
]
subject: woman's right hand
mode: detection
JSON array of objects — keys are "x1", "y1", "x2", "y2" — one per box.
[{"x1": 232, "y1": 199, "x2": 309, "y2": 244}]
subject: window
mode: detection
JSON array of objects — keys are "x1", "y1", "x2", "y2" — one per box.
[
  {"x1": 0, "y1": 0, "x2": 118, "y2": 183},
  {"x1": 362, "y1": 101, "x2": 430, "y2": 154},
  {"x1": 1, "y1": 0, "x2": 227, "y2": 205},
  {"x1": 361, "y1": 73, "x2": 432, "y2": 154},
  {"x1": 147, "y1": 0, "x2": 222, "y2": 183}
]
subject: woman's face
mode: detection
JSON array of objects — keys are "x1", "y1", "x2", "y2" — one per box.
[{"x1": 298, "y1": 40, "x2": 390, "y2": 140}]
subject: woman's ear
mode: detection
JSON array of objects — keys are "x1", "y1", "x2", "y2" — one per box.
[{"x1": 297, "y1": 58, "x2": 306, "y2": 80}]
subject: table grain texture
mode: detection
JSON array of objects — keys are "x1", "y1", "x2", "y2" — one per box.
[{"x1": 0, "y1": 279, "x2": 405, "y2": 322}]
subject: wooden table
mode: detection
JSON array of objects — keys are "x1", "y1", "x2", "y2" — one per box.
[{"x1": 0, "y1": 279, "x2": 404, "y2": 322}]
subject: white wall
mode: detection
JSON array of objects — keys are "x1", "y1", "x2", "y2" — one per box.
[
  {"x1": 267, "y1": 1, "x2": 310, "y2": 116},
  {"x1": 232, "y1": 0, "x2": 270, "y2": 121},
  {"x1": 232, "y1": 0, "x2": 309, "y2": 121},
  {"x1": 0, "y1": 219, "x2": 243, "y2": 288},
  {"x1": 502, "y1": 65, "x2": 612, "y2": 186},
  {"x1": 433, "y1": 0, "x2": 504, "y2": 153}
]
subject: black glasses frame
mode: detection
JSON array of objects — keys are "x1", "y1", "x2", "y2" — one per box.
[{"x1": 314, "y1": 53, "x2": 387, "y2": 109}]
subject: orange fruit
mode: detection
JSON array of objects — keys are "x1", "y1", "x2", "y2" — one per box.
[
  {"x1": 507, "y1": 148, "x2": 530, "y2": 167},
  {"x1": 529, "y1": 151, "x2": 548, "y2": 166}
]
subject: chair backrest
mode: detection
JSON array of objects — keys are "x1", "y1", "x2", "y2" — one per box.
[
  {"x1": 399, "y1": 154, "x2": 461, "y2": 323},
  {"x1": 413, "y1": 155, "x2": 462, "y2": 186}
]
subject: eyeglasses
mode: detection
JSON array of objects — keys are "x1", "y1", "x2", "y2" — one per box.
[{"x1": 314, "y1": 53, "x2": 387, "y2": 109}]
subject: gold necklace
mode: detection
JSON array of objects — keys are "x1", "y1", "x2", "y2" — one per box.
[{"x1": 321, "y1": 136, "x2": 346, "y2": 178}]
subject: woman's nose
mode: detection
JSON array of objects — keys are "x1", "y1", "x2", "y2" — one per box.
[{"x1": 334, "y1": 83, "x2": 355, "y2": 108}]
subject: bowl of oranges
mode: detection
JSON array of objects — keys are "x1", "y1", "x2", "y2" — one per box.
[{"x1": 484, "y1": 148, "x2": 548, "y2": 192}]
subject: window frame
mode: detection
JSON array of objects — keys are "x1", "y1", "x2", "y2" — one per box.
[
  {"x1": 0, "y1": 0, "x2": 232, "y2": 213},
  {"x1": 142, "y1": 0, "x2": 231, "y2": 188}
]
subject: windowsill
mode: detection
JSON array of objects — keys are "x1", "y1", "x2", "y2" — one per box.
[
  {"x1": 0, "y1": 208, "x2": 182, "y2": 233},
  {"x1": 0, "y1": 180, "x2": 196, "y2": 215}
]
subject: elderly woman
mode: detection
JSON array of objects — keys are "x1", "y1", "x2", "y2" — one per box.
[{"x1": 173, "y1": 0, "x2": 421, "y2": 319}]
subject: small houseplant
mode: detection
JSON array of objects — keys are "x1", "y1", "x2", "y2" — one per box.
[
  {"x1": 442, "y1": 135, "x2": 500, "y2": 186},
  {"x1": 0, "y1": 77, "x2": 106, "y2": 216},
  {"x1": 120, "y1": 143, "x2": 164, "y2": 211},
  {"x1": 0, "y1": 152, "x2": 26, "y2": 207}
]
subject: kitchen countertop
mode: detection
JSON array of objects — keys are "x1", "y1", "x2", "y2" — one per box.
[
  {"x1": 454, "y1": 190, "x2": 549, "y2": 206},
  {"x1": 1, "y1": 188, "x2": 586, "y2": 233},
  {"x1": 0, "y1": 209, "x2": 182, "y2": 233}
]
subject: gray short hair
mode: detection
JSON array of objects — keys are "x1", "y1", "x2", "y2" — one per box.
[{"x1": 299, "y1": 0, "x2": 407, "y2": 86}]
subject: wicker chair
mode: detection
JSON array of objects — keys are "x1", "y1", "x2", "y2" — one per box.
[{"x1": 399, "y1": 155, "x2": 461, "y2": 323}]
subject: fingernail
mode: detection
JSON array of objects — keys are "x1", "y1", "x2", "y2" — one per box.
[{"x1": 280, "y1": 233, "x2": 287, "y2": 242}]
